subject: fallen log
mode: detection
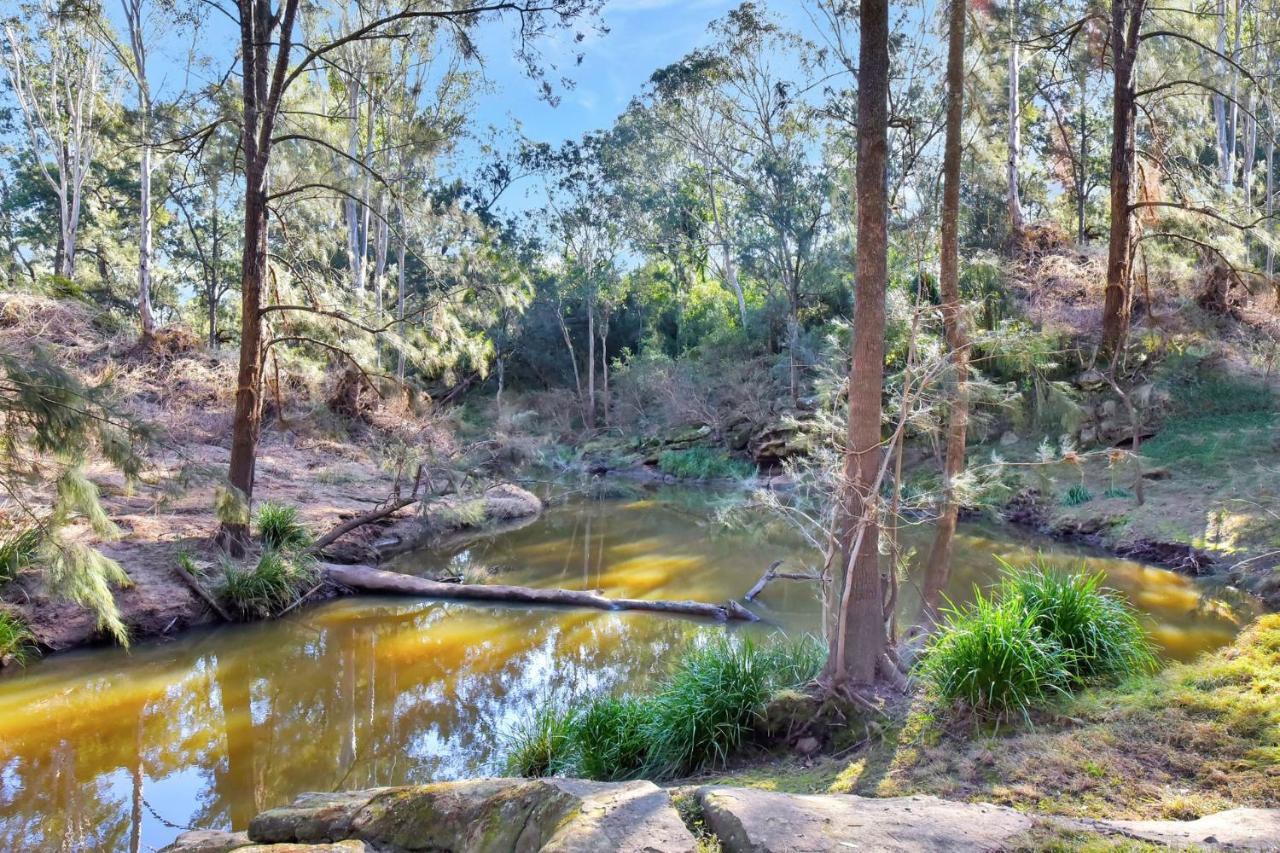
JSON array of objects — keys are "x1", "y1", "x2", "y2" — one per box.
[
  {"x1": 173, "y1": 563, "x2": 232, "y2": 622},
  {"x1": 322, "y1": 562, "x2": 760, "y2": 623}
]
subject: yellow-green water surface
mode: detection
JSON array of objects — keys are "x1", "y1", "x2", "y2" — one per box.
[{"x1": 0, "y1": 489, "x2": 1258, "y2": 850}]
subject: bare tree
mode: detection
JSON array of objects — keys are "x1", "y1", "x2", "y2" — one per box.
[{"x1": 2, "y1": 1, "x2": 104, "y2": 280}]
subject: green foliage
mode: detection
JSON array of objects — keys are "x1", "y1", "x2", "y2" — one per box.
[
  {"x1": 502, "y1": 703, "x2": 578, "y2": 778},
  {"x1": 0, "y1": 609, "x2": 36, "y2": 666},
  {"x1": 922, "y1": 564, "x2": 1158, "y2": 721},
  {"x1": 214, "y1": 486, "x2": 250, "y2": 528},
  {"x1": 657, "y1": 448, "x2": 754, "y2": 480},
  {"x1": 1061, "y1": 484, "x2": 1093, "y2": 506},
  {"x1": 920, "y1": 589, "x2": 1075, "y2": 721},
  {"x1": 0, "y1": 528, "x2": 40, "y2": 585},
  {"x1": 220, "y1": 550, "x2": 318, "y2": 620},
  {"x1": 572, "y1": 695, "x2": 655, "y2": 781},
  {"x1": 255, "y1": 501, "x2": 312, "y2": 550},
  {"x1": 1102, "y1": 487, "x2": 1133, "y2": 500},
  {"x1": 502, "y1": 634, "x2": 825, "y2": 782},
  {"x1": 1141, "y1": 411, "x2": 1276, "y2": 473},
  {"x1": 999, "y1": 561, "x2": 1157, "y2": 683}
]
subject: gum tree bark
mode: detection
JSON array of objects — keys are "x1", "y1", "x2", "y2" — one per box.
[
  {"x1": 1101, "y1": 0, "x2": 1146, "y2": 357},
  {"x1": 826, "y1": 0, "x2": 889, "y2": 688},
  {"x1": 1008, "y1": 0, "x2": 1026, "y2": 234},
  {"x1": 923, "y1": 0, "x2": 970, "y2": 621}
]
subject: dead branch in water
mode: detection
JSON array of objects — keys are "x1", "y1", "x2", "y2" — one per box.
[
  {"x1": 310, "y1": 464, "x2": 424, "y2": 555},
  {"x1": 173, "y1": 563, "x2": 232, "y2": 622},
  {"x1": 322, "y1": 563, "x2": 760, "y2": 623},
  {"x1": 743, "y1": 560, "x2": 821, "y2": 602}
]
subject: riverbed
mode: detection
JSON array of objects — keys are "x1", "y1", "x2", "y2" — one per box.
[{"x1": 0, "y1": 488, "x2": 1258, "y2": 850}]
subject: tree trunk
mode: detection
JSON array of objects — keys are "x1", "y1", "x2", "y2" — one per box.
[
  {"x1": 396, "y1": 204, "x2": 407, "y2": 381},
  {"x1": 137, "y1": 134, "x2": 157, "y2": 341},
  {"x1": 826, "y1": 0, "x2": 890, "y2": 688},
  {"x1": 1101, "y1": 0, "x2": 1144, "y2": 357},
  {"x1": 923, "y1": 0, "x2": 970, "y2": 623},
  {"x1": 586, "y1": 292, "x2": 597, "y2": 430},
  {"x1": 209, "y1": 194, "x2": 221, "y2": 350},
  {"x1": 1077, "y1": 67, "x2": 1089, "y2": 244},
  {"x1": 1215, "y1": 0, "x2": 1232, "y2": 190},
  {"x1": 1268, "y1": 115, "x2": 1275, "y2": 279},
  {"x1": 1007, "y1": 0, "x2": 1026, "y2": 234},
  {"x1": 707, "y1": 172, "x2": 747, "y2": 327}
]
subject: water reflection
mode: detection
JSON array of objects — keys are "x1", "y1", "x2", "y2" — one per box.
[{"x1": 0, "y1": 490, "x2": 1257, "y2": 851}]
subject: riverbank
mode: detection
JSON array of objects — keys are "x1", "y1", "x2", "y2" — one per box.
[{"x1": 688, "y1": 613, "x2": 1280, "y2": 823}]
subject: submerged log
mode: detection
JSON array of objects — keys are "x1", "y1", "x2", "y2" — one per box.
[{"x1": 322, "y1": 562, "x2": 760, "y2": 622}]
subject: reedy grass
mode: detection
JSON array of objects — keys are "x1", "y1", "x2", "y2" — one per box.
[
  {"x1": 255, "y1": 501, "x2": 312, "y2": 550},
  {"x1": 0, "y1": 609, "x2": 35, "y2": 666},
  {"x1": 503, "y1": 634, "x2": 825, "y2": 782},
  {"x1": 657, "y1": 448, "x2": 754, "y2": 480},
  {"x1": 920, "y1": 589, "x2": 1075, "y2": 721},
  {"x1": 221, "y1": 549, "x2": 317, "y2": 620},
  {"x1": 0, "y1": 528, "x2": 40, "y2": 585},
  {"x1": 1000, "y1": 560, "x2": 1157, "y2": 684}
]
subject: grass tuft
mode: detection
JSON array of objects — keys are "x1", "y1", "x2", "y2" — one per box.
[
  {"x1": 657, "y1": 448, "x2": 754, "y2": 480},
  {"x1": 0, "y1": 528, "x2": 40, "y2": 585},
  {"x1": 0, "y1": 609, "x2": 35, "y2": 666},
  {"x1": 1061, "y1": 484, "x2": 1093, "y2": 506},
  {"x1": 255, "y1": 501, "x2": 312, "y2": 550},
  {"x1": 502, "y1": 634, "x2": 825, "y2": 781},
  {"x1": 221, "y1": 550, "x2": 317, "y2": 620}
]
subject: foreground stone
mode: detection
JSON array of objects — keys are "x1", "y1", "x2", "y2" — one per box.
[
  {"x1": 165, "y1": 778, "x2": 695, "y2": 853},
  {"x1": 697, "y1": 787, "x2": 1034, "y2": 852},
  {"x1": 1094, "y1": 808, "x2": 1280, "y2": 850}
]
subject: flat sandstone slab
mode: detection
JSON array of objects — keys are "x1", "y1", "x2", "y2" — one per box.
[
  {"x1": 1095, "y1": 808, "x2": 1280, "y2": 850},
  {"x1": 696, "y1": 787, "x2": 1035, "y2": 852},
  {"x1": 167, "y1": 777, "x2": 695, "y2": 853}
]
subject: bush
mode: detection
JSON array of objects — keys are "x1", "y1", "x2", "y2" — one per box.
[
  {"x1": 0, "y1": 609, "x2": 35, "y2": 666},
  {"x1": 920, "y1": 589, "x2": 1075, "y2": 720},
  {"x1": 502, "y1": 704, "x2": 577, "y2": 778},
  {"x1": 502, "y1": 634, "x2": 825, "y2": 781},
  {"x1": 1061, "y1": 484, "x2": 1093, "y2": 506},
  {"x1": 1000, "y1": 561, "x2": 1156, "y2": 683},
  {"x1": 657, "y1": 448, "x2": 754, "y2": 480},
  {"x1": 255, "y1": 501, "x2": 312, "y2": 550},
  {"x1": 221, "y1": 550, "x2": 317, "y2": 620}
]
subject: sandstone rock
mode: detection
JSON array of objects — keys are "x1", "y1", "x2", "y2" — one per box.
[
  {"x1": 1095, "y1": 807, "x2": 1280, "y2": 850},
  {"x1": 248, "y1": 777, "x2": 696, "y2": 853},
  {"x1": 161, "y1": 830, "x2": 251, "y2": 853},
  {"x1": 696, "y1": 787, "x2": 1033, "y2": 852}
]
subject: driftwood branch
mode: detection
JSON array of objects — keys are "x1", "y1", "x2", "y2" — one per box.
[
  {"x1": 310, "y1": 465, "x2": 424, "y2": 555},
  {"x1": 743, "y1": 560, "x2": 822, "y2": 602},
  {"x1": 323, "y1": 563, "x2": 760, "y2": 623},
  {"x1": 174, "y1": 563, "x2": 232, "y2": 622}
]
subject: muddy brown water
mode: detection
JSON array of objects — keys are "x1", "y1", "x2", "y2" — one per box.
[{"x1": 0, "y1": 488, "x2": 1259, "y2": 850}]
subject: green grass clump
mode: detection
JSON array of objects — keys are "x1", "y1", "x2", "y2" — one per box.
[
  {"x1": 1001, "y1": 562, "x2": 1156, "y2": 683},
  {"x1": 502, "y1": 703, "x2": 578, "y2": 778},
  {"x1": 657, "y1": 448, "x2": 754, "y2": 480},
  {"x1": 0, "y1": 528, "x2": 39, "y2": 585},
  {"x1": 503, "y1": 634, "x2": 824, "y2": 781},
  {"x1": 0, "y1": 609, "x2": 35, "y2": 666},
  {"x1": 920, "y1": 589, "x2": 1075, "y2": 721},
  {"x1": 255, "y1": 501, "x2": 312, "y2": 550},
  {"x1": 1061, "y1": 484, "x2": 1093, "y2": 506},
  {"x1": 1141, "y1": 411, "x2": 1276, "y2": 473},
  {"x1": 573, "y1": 695, "x2": 654, "y2": 780},
  {"x1": 221, "y1": 550, "x2": 317, "y2": 620},
  {"x1": 921, "y1": 563, "x2": 1158, "y2": 721}
]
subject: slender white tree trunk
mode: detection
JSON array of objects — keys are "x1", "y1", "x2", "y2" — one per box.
[{"x1": 1008, "y1": 0, "x2": 1026, "y2": 233}]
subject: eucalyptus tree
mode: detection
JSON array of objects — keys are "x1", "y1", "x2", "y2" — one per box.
[
  {"x1": 1, "y1": 0, "x2": 106, "y2": 280},
  {"x1": 213, "y1": 0, "x2": 599, "y2": 550}
]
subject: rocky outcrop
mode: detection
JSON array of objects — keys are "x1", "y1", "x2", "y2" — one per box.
[
  {"x1": 164, "y1": 778, "x2": 696, "y2": 853},
  {"x1": 1092, "y1": 807, "x2": 1280, "y2": 850},
  {"x1": 696, "y1": 788, "x2": 1035, "y2": 853},
  {"x1": 374, "y1": 485, "x2": 542, "y2": 557}
]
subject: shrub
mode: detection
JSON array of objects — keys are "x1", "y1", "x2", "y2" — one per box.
[
  {"x1": 920, "y1": 589, "x2": 1075, "y2": 721},
  {"x1": 1000, "y1": 561, "x2": 1156, "y2": 683},
  {"x1": 657, "y1": 448, "x2": 754, "y2": 480},
  {"x1": 0, "y1": 609, "x2": 35, "y2": 666},
  {"x1": 255, "y1": 501, "x2": 311, "y2": 550},
  {"x1": 573, "y1": 695, "x2": 654, "y2": 781},
  {"x1": 502, "y1": 704, "x2": 577, "y2": 778},
  {"x1": 221, "y1": 550, "x2": 317, "y2": 620}
]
